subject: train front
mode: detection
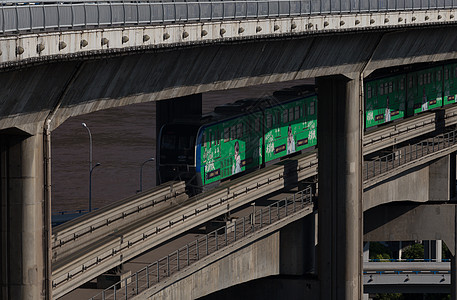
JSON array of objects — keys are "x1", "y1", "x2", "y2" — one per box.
[{"x1": 157, "y1": 123, "x2": 201, "y2": 191}]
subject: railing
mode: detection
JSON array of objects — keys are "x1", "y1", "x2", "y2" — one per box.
[
  {"x1": 89, "y1": 186, "x2": 313, "y2": 300},
  {"x1": 1, "y1": 0, "x2": 456, "y2": 35},
  {"x1": 363, "y1": 129, "x2": 457, "y2": 181}
]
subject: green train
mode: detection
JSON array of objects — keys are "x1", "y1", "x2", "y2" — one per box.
[
  {"x1": 365, "y1": 62, "x2": 457, "y2": 128},
  {"x1": 159, "y1": 62, "x2": 457, "y2": 192},
  {"x1": 158, "y1": 91, "x2": 317, "y2": 192}
]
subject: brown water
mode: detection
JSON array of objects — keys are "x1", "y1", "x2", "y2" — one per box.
[{"x1": 51, "y1": 79, "x2": 311, "y2": 212}]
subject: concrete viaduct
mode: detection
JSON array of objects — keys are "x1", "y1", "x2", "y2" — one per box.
[{"x1": 2, "y1": 1, "x2": 457, "y2": 299}]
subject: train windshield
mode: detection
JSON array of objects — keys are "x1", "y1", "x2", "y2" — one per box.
[{"x1": 159, "y1": 124, "x2": 199, "y2": 165}]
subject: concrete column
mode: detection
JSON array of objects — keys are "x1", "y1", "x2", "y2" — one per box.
[
  {"x1": 155, "y1": 93, "x2": 202, "y2": 137},
  {"x1": 317, "y1": 75, "x2": 363, "y2": 300},
  {"x1": 0, "y1": 132, "x2": 45, "y2": 300},
  {"x1": 453, "y1": 205, "x2": 457, "y2": 300},
  {"x1": 155, "y1": 94, "x2": 202, "y2": 184},
  {"x1": 429, "y1": 154, "x2": 453, "y2": 201},
  {"x1": 279, "y1": 213, "x2": 316, "y2": 276},
  {"x1": 363, "y1": 242, "x2": 370, "y2": 262}
]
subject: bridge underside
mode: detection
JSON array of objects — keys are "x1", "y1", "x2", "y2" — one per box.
[
  {"x1": 3, "y1": 20, "x2": 457, "y2": 300},
  {"x1": 2, "y1": 25, "x2": 457, "y2": 133}
]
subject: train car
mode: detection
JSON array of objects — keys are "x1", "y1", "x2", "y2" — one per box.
[
  {"x1": 365, "y1": 74, "x2": 406, "y2": 129},
  {"x1": 263, "y1": 95, "x2": 317, "y2": 163},
  {"x1": 158, "y1": 93, "x2": 317, "y2": 193},
  {"x1": 444, "y1": 63, "x2": 457, "y2": 106},
  {"x1": 196, "y1": 102, "x2": 264, "y2": 188},
  {"x1": 407, "y1": 66, "x2": 443, "y2": 115}
]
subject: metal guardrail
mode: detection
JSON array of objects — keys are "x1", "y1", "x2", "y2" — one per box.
[
  {"x1": 89, "y1": 186, "x2": 313, "y2": 300},
  {"x1": 363, "y1": 129, "x2": 457, "y2": 181},
  {"x1": 0, "y1": 0, "x2": 455, "y2": 35},
  {"x1": 52, "y1": 181, "x2": 186, "y2": 252}
]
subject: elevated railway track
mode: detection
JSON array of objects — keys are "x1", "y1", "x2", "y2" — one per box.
[{"x1": 52, "y1": 104, "x2": 457, "y2": 298}]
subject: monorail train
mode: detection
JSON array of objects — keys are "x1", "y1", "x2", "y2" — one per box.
[
  {"x1": 158, "y1": 61, "x2": 457, "y2": 192},
  {"x1": 158, "y1": 89, "x2": 317, "y2": 192},
  {"x1": 365, "y1": 62, "x2": 457, "y2": 128}
]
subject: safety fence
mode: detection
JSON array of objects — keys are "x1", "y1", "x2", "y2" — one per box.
[
  {"x1": 364, "y1": 129, "x2": 457, "y2": 181},
  {"x1": 1, "y1": 0, "x2": 456, "y2": 35},
  {"x1": 89, "y1": 186, "x2": 313, "y2": 300}
]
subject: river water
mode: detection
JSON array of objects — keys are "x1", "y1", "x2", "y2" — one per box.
[{"x1": 51, "y1": 79, "x2": 311, "y2": 212}]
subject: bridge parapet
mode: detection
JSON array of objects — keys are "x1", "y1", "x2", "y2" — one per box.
[{"x1": 0, "y1": 0, "x2": 456, "y2": 68}]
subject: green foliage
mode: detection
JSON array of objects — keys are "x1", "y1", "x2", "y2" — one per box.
[
  {"x1": 369, "y1": 242, "x2": 392, "y2": 260},
  {"x1": 402, "y1": 243, "x2": 424, "y2": 260},
  {"x1": 442, "y1": 242, "x2": 451, "y2": 260}
]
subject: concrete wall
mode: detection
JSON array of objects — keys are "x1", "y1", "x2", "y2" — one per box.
[
  {"x1": 144, "y1": 232, "x2": 280, "y2": 300},
  {"x1": 364, "y1": 204, "x2": 457, "y2": 255},
  {"x1": 0, "y1": 131, "x2": 45, "y2": 300},
  {"x1": 363, "y1": 155, "x2": 455, "y2": 211}
]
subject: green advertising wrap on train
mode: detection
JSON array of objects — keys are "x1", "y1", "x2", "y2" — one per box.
[
  {"x1": 159, "y1": 61, "x2": 457, "y2": 192},
  {"x1": 158, "y1": 91, "x2": 318, "y2": 192},
  {"x1": 198, "y1": 95, "x2": 318, "y2": 186},
  {"x1": 365, "y1": 62, "x2": 457, "y2": 129}
]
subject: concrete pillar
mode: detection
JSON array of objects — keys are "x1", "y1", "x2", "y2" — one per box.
[
  {"x1": 0, "y1": 132, "x2": 45, "y2": 300},
  {"x1": 424, "y1": 240, "x2": 442, "y2": 261},
  {"x1": 155, "y1": 93, "x2": 202, "y2": 137},
  {"x1": 155, "y1": 94, "x2": 202, "y2": 184},
  {"x1": 279, "y1": 213, "x2": 316, "y2": 276},
  {"x1": 363, "y1": 242, "x2": 370, "y2": 262},
  {"x1": 450, "y1": 199, "x2": 457, "y2": 300},
  {"x1": 317, "y1": 75, "x2": 363, "y2": 300},
  {"x1": 429, "y1": 154, "x2": 454, "y2": 201}
]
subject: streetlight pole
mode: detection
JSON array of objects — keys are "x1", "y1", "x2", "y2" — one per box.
[
  {"x1": 82, "y1": 123, "x2": 101, "y2": 212},
  {"x1": 89, "y1": 163, "x2": 101, "y2": 212},
  {"x1": 138, "y1": 158, "x2": 155, "y2": 193}
]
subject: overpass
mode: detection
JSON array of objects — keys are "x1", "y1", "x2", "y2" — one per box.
[
  {"x1": 3, "y1": 1, "x2": 457, "y2": 299},
  {"x1": 53, "y1": 116, "x2": 457, "y2": 298}
]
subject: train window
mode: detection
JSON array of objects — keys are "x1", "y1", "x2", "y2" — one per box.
[
  {"x1": 224, "y1": 127, "x2": 229, "y2": 142},
  {"x1": 282, "y1": 110, "x2": 288, "y2": 123},
  {"x1": 428, "y1": 72, "x2": 432, "y2": 84},
  {"x1": 419, "y1": 74, "x2": 423, "y2": 85},
  {"x1": 309, "y1": 101, "x2": 315, "y2": 115},
  {"x1": 267, "y1": 114, "x2": 272, "y2": 127},
  {"x1": 289, "y1": 108, "x2": 294, "y2": 122},
  {"x1": 445, "y1": 68, "x2": 449, "y2": 80},
  {"x1": 384, "y1": 82, "x2": 388, "y2": 94},
  {"x1": 379, "y1": 84, "x2": 383, "y2": 96},
  {"x1": 408, "y1": 77, "x2": 413, "y2": 88},
  {"x1": 276, "y1": 111, "x2": 281, "y2": 125},
  {"x1": 367, "y1": 86, "x2": 372, "y2": 99},
  {"x1": 231, "y1": 126, "x2": 236, "y2": 140},
  {"x1": 237, "y1": 124, "x2": 242, "y2": 138},
  {"x1": 295, "y1": 106, "x2": 300, "y2": 120},
  {"x1": 389, "y1": 82, "x2": 393, "y2": 93},
  {"x1": 255, "y1": 118, "x2": 260, "y2": 131},
  {"x1": 400, "y1": 78, "x2": 405, "y2": 90},
  {"x1": 437, "y1": 70, "x2": 442, "y2": 81},
  {"x1": 202, "y1": 132, "x2": 206, "y2": 147}
]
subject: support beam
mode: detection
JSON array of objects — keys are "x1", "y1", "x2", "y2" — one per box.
[
  {"x1": 155, "y1": 94, "x2": 202, "y2": 185},
  {"x1": 317, "y1": 75, "x2": 363, "y2": 299},
  {"x1": 0, "y1": 131, "x2": 45, "y2": 300}
]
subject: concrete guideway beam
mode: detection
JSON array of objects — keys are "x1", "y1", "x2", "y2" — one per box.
[
  {"x1": 317, "y1": 74, "x2": 363, "y2": 299},
  {"x1": 0, "y1": 10, "x2": 455, "y2": 68},
  {"x1": 0, "y1": 130, "x2": 46, "y2": 300},
  {"x1": 6, "y1": 23, "x2": 457, "y2": 134}
]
